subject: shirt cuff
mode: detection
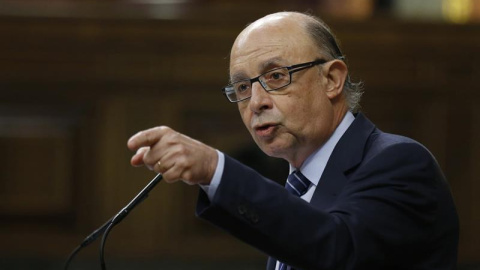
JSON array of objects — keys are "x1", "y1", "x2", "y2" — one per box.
[{"x1": 199, "y1": 150, "x2": 225, "y2": 201}]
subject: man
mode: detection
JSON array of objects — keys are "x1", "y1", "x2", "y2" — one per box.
[{"x1": 128, "y1": 12, "x2": 459, "y2": 270}]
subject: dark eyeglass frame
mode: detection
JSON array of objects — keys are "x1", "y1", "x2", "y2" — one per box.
[{"x1": 221, "y1": 59, "x2": 327, "y2": 103}]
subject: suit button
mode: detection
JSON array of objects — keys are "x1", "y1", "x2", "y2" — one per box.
[
  {"x1": 245, "y1": 209, "x2": 259, "y2": 224},
  {"x1": 238, "y1": 205, "x2": 247, "y2": 215},
  {"x1": 250, "y1": 213, "x2": 259, "y2": 224}
]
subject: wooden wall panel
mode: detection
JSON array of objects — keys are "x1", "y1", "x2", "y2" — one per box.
[{"x1": 0, "y1": 103, "x2": 78, "y2": 217}]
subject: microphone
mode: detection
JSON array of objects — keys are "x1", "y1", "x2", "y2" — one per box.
[{"x1": 64, "y1": 173, "x2": 163, "y2": 270}]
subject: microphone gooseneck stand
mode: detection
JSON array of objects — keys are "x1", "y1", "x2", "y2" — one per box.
[{"x1": 64, "y1": 173, "x2": 163, "y2": 270}]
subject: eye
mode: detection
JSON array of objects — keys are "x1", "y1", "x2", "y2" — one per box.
[
  {"x1": 234, "y1": 82, "x2": 251, "y2": 93},
  {"x1": 271, "y1": 72, "x2": 284, "y2": 80},
  {"x1": 264, "y1": 68, "x2": 288, "y2": 81}
]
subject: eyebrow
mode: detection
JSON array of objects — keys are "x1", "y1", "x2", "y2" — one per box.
[
  {"x1": 230, "y1": 71, "x2": 248, "y2": 84},
  {"x1": 259, "y1": 57, "x2": 286, "y2": 72},
  {"x1": 229, "y1": 57, "x2": 287, "y2": 83}
]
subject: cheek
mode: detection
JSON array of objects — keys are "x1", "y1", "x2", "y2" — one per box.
[
  {"x1": 284, "y1": 92, "x2": 316, "y2": 118},
  {"x1": 238, "y1": 104, "x2": 252, "y2": 129},
  {"x1": 289, "y1": 91, "x2": 330, "y2": 129}
]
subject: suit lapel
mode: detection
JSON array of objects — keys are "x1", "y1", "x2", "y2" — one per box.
[
  {"x1": 310, "y1": 166, "x2": 349, "y2": 209},
  {"x1": 310, "y1": 113, "x2": 376, "y2": 209}
]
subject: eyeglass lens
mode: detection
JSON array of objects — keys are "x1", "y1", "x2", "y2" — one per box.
[{"x1": 228, "y1": 67, "x2": 290, "y2": 102}]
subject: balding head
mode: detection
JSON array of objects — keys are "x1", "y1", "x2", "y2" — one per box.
[
  {"x1": 237, "y1": 12, "x2": 310, "y2": 39},
  {"x1": 231, "y1": 12, "x2": 315, "y2": 65},
  {"x1": 230, "y1": 11, "x2": 362, "y2": 113}
]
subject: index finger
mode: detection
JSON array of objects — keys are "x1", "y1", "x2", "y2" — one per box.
[{"x1": 127, "y1": 126, "x2": 170, "y2": 151}]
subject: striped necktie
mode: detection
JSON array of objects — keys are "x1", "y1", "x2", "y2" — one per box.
[
  {"x1": 279, "y1": 170, "x2": 311, "y2": 270},
  {"x1": 285, "y1": 170, "x2": 311, "y2": 197}
]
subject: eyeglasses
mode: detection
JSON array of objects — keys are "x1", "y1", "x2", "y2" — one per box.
[{"x1": 221, "y1": 59, "x2": 327, "y2": 103}]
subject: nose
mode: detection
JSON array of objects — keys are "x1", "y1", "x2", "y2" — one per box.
[{"x1": 249, "y1": 81, "x2": 273, "y2": 114}]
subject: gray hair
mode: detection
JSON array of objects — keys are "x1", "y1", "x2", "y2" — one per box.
[{"x1": 303, "y1": 13, "x2": 363, "y2": 113}]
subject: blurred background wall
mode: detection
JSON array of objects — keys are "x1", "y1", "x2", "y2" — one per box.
[{"x1": 0, "y1": 0, "x2": 479, "y2": 269}]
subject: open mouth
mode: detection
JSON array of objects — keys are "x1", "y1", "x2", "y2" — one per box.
[
  {"x1": 254, "y1": 124, "x2": 278, "y2": 136},
  {"x1": 256, "y1": 124, "x2": 273, "y2": 131}
]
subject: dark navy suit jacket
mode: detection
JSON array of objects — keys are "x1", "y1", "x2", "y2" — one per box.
[{"x1": 196, "y1": 113, "x2": 459, "y2": 270}]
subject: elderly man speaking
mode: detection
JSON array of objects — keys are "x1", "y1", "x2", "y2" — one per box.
[{"x1": 128, "y1": 11, "x2": 459, "y2": 270}]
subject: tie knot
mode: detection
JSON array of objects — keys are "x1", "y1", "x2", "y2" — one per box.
[{"x1": 285, "y1": 170, "x2": 311, "y2": 197}]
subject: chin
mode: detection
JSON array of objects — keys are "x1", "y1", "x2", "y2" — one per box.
[{"x1": 259, "y1": 143, "x2": 291, "y2": 159}]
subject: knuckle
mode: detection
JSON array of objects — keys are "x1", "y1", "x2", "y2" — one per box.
[
  {"x1": 145, "y1": 163, "x2": 154, "y2": 171},
  {"x1": 157, "y1": 126, "x2": 173, "y2": 137},
  {"x1": 136, "y1": 146, "x2": 148, "y2": 155},
  {"x1": 143, "y1": 126, "x2": 172, "y2": 145},
  {"x1": 144, "y1": 156, "x2": 158, "y2": 170},
  {"x1": 168, "y1": 131, "x2": 181, "y2": 141},
  {"x1": 154, "y1": 163, "x2": 162, "y2": 173},
  {"x1": 176, "y1": 156, "x2": 190, "y2": 169},
  {"x1": 163, "y1": 171, "x2": 177, "y2": 183},
  {"x1": 163, "y1": 131, "x2": 178, "y2": 145},
  {"x1": 142, "y1": 151, "x2": 153, "y2": 164},
  {"x1": 182, "y1": 171, "x2": 192, "y2": 182},
  {"x1": 162, "y1": 176, "x2": 174, "y2": 183},
  {"x1": 142, "y1": 131, "x2": 156, "y2": 146},
  {"x1": 158, "y1": 125, "x2": 171, "y2": 131},
  {"x1": 176, "y1": 143, "x2": 187, "y2": 154}
]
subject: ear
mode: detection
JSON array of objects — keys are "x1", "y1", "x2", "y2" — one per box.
[{"x1": 322, "y1": 60, "x2": 348, "y2": 100}]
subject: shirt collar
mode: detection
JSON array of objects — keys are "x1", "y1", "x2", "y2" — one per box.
[{"x1": 289, "y1": 111, "x2": 355, "y2": 186}]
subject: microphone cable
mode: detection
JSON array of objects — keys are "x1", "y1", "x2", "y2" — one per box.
[
  {"x1": 64, "y1": 173, "x2": 163, "y2": 270},
  {"x1": 100, "y1": 222, "x2": 115, "y2": 270}
]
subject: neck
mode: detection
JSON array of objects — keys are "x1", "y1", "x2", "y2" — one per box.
[{"x1": 288, "y1": 107, "x2": 348, "y2": 168}]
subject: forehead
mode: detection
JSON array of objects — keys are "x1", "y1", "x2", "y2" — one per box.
[{"x1": 229, "y1": 15, "x2": 316, "y2": 79}]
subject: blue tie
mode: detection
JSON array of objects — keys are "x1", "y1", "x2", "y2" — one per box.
[
  {"x1": 278, "y1": 170, "x2": 311, "y2": 270},
  {"x1": 285, "y1": 170, "x2": 311, "y2": 197}
]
